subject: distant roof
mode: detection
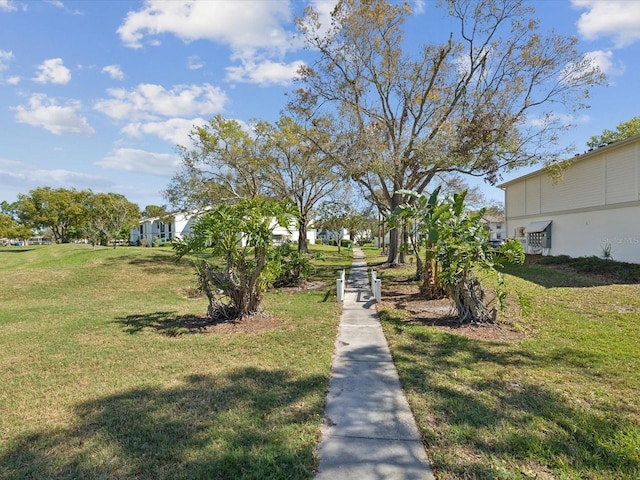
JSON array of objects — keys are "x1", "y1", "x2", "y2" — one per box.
[
  {"x1": 497, "y1": 132, "x2": 640, "y2": 189},
  {"x1": 481, "y1": 214, "x2": 504, "y2": 223}
]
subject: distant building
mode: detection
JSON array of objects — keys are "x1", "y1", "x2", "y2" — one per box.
[
  {"x1": 480, "y1": 214, "x2": 505, "y2": 243},
  {"x1": 130, "y1": 211, "x2": 197, "y2": 245},
  {"x1": 130, "y1": 210, "x2": 315, "y2": 246},
  {"x1": 498, "y1": 133, "x2": 640, "y2": 263}
]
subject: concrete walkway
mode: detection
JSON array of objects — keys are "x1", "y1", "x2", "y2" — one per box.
[{"x1": 315, "y1": 248, "x2": 435, "y2": 479}]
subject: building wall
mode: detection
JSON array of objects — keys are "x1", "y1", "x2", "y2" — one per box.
[
  {"x1": 507, "y1": 206, "x2": 640, "y2": 262},
  {"x1": 502, "y1": 136, "x2": 640, "y2": 263}
]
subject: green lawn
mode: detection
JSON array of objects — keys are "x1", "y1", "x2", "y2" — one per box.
[
  {"x1": 5, "y1": 243, "x2": 637, "y2": 479},
  {"x1": 377, "y1": 258, "x2": 640, "y2": 479},
  {"x1": 0, "y1": 244, "x2": 352, "y2": 479}
]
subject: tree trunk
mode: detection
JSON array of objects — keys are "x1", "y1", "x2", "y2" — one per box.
[
  {"x1": 451, "y1": 277, "x2": 496, "y2": 323},
  {"x1": 297, "y1": 217, "x2": 309, "y2": 254},
  {"x1": 386, "y1": 227, "x2": 400, "y2": 265},
  {"x1": 398, "y1": 221, "x2": 408, "y2": 264},
  {"x1": 408, "y1": 232, "x2": 423, "y2": 281}
]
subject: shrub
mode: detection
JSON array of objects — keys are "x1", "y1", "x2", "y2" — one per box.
[{"x1": 270, "y1": 241, "x2": 315, "y2": 287}]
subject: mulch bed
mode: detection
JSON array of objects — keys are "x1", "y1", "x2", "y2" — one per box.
[{"x1": 379, "y1": 282, "x2": 527, "y2": 342}]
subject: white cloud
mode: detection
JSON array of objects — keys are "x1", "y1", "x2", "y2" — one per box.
[
  {"x1": 187, "y1": 55, "x2": 204, "y2": 70},
  {"x1": 303, "y1": 1, "x2": 337, "y2": 40},
  {"x1": 0, "y1": 159, "x2": 114, "y2": 191},
  {"x1": 94, "y1": 83, "x2": 227, "y2": 121},
  {"x1": 95, "y1": 148, "x2": 180, "y2": 176},
  {"x1": 0, "y1": 49, "x2": 13, "y2": 70},
  {"x1": 102, "y1": 64, "x2": 124, "y2": 80},
  {"x1": 116, "y1": 1, "x2": 306, "y2": 86},
  {"x1": 33, "y1": 58, "x2": 71, "y2": 84},
  {"x1": 0, "y1": 50, "x2": 17, "y2": 84},
  {"x1": 13, "y1": 93, "x2": 95, "y2": 135},
  {"x1": 413, "y1": 0, "x2": 426, "y2": 14},
  {"x1": 121, "y1": 117, "x2": 207, "y2": 146},
  {"x1": 528, "y1": 112, "x2": 590, "y2": 129},
  {"x1": 572, "y1": 0, "x2": 640, "y2": 48},
  {"x1": 226, "y1": 59, "x2": 304, "y2": 86},
  {"x1": 117, "y1": 1, "x2": 295, "y2": 54},
  {"x1": 584, "y1": 49, "x2": 625, "y2": 77},
  {"x1": 0, "y1": 0, "x2": 16, "y2": 11}
]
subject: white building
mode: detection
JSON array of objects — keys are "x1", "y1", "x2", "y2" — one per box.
[
  {"x1": 130, "y1": 211, "x2": 197, "y2": 245},
  {"x1": 498, "y1": 133, "x2": 640, "y2": 263},
  {"x1": 130, "y1": 210, "x2": 316, "y2": 246},
  {"x1": 480, "y1": 214, "x2": 506, "y2": 243}
]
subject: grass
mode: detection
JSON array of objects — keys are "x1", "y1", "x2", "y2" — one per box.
[
  {"x1": 0, "y1": 243, "x2": 352, "y2": 479},
  {"x1": 376, "y1": 255, "x2": 640, "y2": 479}
]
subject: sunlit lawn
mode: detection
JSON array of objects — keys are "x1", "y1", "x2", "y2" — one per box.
[
  {"x1": 0, "y1": 243, "x2": 352, "y2": 479},
  {"x1": 376, "y1": 257, "x2": 640, "y2": 479}
]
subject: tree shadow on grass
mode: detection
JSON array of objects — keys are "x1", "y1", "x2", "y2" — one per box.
[
  {"x1": 502, "y1": 262, "x2": 636, "y2": 288},
  {"x1": 100, "y1": 252, "x2": 190, "y2": 275},
  {"x1": 383, "y1": 315, "x2": 640, "y2": 478},
  {"x1": 0, "y1": 368, "x2": 326, "y2": 480},
  {"x1": 115, "y1": 311, "x2": 215, "y2": 336}
]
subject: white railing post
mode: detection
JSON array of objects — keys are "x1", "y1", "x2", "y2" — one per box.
[
  {"x1": 336, "y1": 277, "x2": 344, "y2": 303},
  {"x1": 371, "y1": 270, "x2": 377, "y2": 292},
  {"x1": 374, "y1": 279, "x2": 381, "y2": 303}
]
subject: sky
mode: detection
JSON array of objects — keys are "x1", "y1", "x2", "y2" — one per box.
[{"x1": 1, "y1": 0, "x2": 639, "y2": 210}]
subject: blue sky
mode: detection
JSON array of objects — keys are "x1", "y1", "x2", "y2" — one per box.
[{"x1": 1, "y1": 0, "x2": 639, "y2": 210}]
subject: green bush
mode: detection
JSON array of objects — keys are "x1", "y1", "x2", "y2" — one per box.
[{"x1": 270, "y1": 242, "x2": 315, "y2": 287}]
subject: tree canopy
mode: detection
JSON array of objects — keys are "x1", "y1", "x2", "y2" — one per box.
[
  {"x1": 587, "y1": 116, "x2": 640, "y2": 148},
  {"x1": 294, "y1": 0, "x2": 605, "y2": 264},
  {"x1": 11, "y1": 187, "x2": 91, "y2": 243},
  {"x1": 5, "y1": 187, "x2": 139, "y2": 246},
  {"x1": 166, "y1": 115, "x2": 342, "y2": 253}
]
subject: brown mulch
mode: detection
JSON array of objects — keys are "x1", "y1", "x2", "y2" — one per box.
[
  {"x1": 202, "y1": 313, "x2": 283, "y2": 334},
  {"x1": 177, "y1": 281, "x2": 330, "y2": 335},
  {"x1": 379, "y1": 283, "x2": 526, "y2": 342}
]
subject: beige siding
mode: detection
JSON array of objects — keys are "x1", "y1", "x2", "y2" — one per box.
[
  {"x1": 605, "y1": 145, "x2": 637, "y2": 204},
  {"x1": 541, "y1": 156, "x2": 603, "y2": 212},
  {"x1": 507, "y1": 181, "x2": 526, "y2": 217},
  {"x1": 525, "y1": 176, "x2": 541, "y2": 215}
]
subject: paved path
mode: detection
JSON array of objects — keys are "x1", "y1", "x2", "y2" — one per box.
[{"x1": 315, "y1": 248, "x2": 435, "y2": 479}]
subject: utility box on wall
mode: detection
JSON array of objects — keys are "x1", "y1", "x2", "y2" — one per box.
[{"x1": 524, "y1": 220, "x2": 552, "y2": 252}]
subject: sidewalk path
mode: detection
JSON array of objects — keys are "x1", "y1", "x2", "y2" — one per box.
[{"x1": 315, "y1": 248, "x2": 435, "y2": 479}]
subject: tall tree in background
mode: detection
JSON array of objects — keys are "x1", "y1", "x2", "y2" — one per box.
[
  {"x1": 166, "y1": 115, "x2": 342, "y2": 254},
  {"x1": 587, "y1": 116, "x2": 640, "y2": 148},
  {"x1": 259, "y1": 116, "x2": 341, "y2": 253},
  {"x1": 0, "y1": 213, "x2": 33, "y2": 243},
  {"x1": 12, "y1": 187, "x2": 91, "y2": 243},
  {"x1": 84, "y1": 193, "x2": 140, "y2": 248},
  {"x1": 165, "y1": 115, "x2": 264, "y2": 212},
  {"x1": 294, "y1": 0, "x2": 605, "y2": 264},
  {"x1": 141, "y1": 205, "x2": 172, "y2": 220}
]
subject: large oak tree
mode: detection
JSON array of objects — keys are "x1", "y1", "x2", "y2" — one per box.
[{"x1": 294, "y1": 0, "x2": 605, "y2": 264}]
